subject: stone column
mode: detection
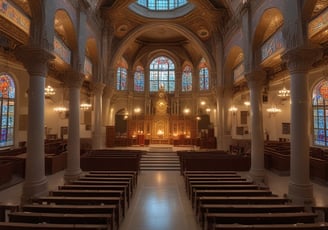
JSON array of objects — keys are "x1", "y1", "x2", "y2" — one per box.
[
  {"x1": 92, "y1": 82, "x2": 105, "y2": 149},
  {"x1": 216, "y1": 86, "x2": 225, "y2": 150},
  {"x1": 15, "y1": 46, "x2": 54, "y2": 203},
  {"x1": 245, "y1": 69, "x2": 266, "y2": 184},
  {"x1": 63, "y1": 70, "x2": 84, "y2": 182},
  {"x1": 282, "y1": 47, "x2": 321, "y2": 205}
]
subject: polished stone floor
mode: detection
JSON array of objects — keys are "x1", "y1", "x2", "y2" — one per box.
[{"x1": 1, "y1": 169, "x2": 328, "y2": 230}]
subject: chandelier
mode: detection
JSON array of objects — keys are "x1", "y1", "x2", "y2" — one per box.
[
  {"x1": 45, "y1": 85, "x2": 55, "y2": 96},
  {"x1": 54, "y1": 106, "x2": 68, "y2": 112},
  {"x1": 277, "y1": 86, "x2": 290, "y2": 98},
  {"x1": 266, "y1": 106, "x2": 281, "y2": 115},
  {"x1": 80, "y1": 103, "x2": 92, "y2": 111}
]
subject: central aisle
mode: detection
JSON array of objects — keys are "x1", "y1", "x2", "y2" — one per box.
[{"x1": 120, "y1": 171, "x2": 201, "y2": 230}]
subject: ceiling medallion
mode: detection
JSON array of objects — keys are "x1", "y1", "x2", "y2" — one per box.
[
  {"x1": 117, "y1": 24, "x2": 128, "y2": 33},
  {"x1": 197, "y1": 28, "x2": 209, "y2": 39}
]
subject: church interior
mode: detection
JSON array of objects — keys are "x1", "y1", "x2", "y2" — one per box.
[{"x1": 1, "y1": 0, "x2": 328, "y2": 229}]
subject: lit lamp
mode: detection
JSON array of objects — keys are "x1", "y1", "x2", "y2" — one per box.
[
  {"x1": 229, "y1": 106, "x2": 238, "y2": 115},
  {"x1": 267, "y1": 106, "x2": 281, "y2": 116},
  {"x1": 45, "y1": 85, "x2": 55, "y2": 97},
  {"x1": 80, "y1": 103, "x2": 92, "y2": 110},
  {"x1": 54, "y1": 106, "x2": 68, "y2": 112},
  {"x1": 277, "y1": 86, "x2": 290, "y2": 98}
]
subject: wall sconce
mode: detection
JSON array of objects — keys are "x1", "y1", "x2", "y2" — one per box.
[
  {"x1": 134, "y1": 107, "x2": 141, "y2": 114},
  {"x1": 206, "y1": 108, "x2": 211, "y2": 113},
  {"x1": 80, "y1": 103, "x2": 92, "y2": 111},
  {"x1": 183, "y1": 108, "x2": 190, "y2": 115},
  {"x1": 45, "y1": 85, "x2": 55, "y2": 98},
  {"x1": 267, "y1": 106, "x2": 281, "y2": 116},
  {"x1": 244, "y1": 101, "x2": 250, "y2": 106},
  {"x1": 54, "y1": 106, "x2": 68, "y2": 112},
  {"x1": 229, "y1": 106, "x2": 238, "y2": 115},
  {"x1": 277, "y1": 86, "x2": 290, "y2": 98}
]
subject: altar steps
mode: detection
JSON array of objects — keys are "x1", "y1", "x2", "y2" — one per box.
[{"x1": 140, "y1": 152, "x2": 180, "y2": 171}]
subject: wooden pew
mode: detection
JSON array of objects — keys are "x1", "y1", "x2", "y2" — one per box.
[
  {"x1": 59, "y1": 184, "x2": 130, "y2": 206},
  {"x1": 22, "y1": 204, "x2": 118, "y2": 230},
  {"x1": 192, "y1": 189, "x2": 273, "y2": 209},
  {"x1": 8, "y1": 212, "x2": 113, "y2": 229},
  {"x1": 49, "y1": 190, "x2": 126, "y2": 216},
  {"x1": 204, "y1": 212, "x2": 318, "y2": 230},
  {"x1": 188, "y1": 184, "x2": 263, "y2": 200},
  {"x1": 31, "y1": 196, "x2": 122, "y2": 221},
  {"x1": 0, "y1": 203, "x2": 19, "y2": 221},
  {"x1": 186, "y1": 180, "x2": 254, "y2": 197},
  {"x1": 195, "y1": 196, "x2": 290, "y2": 217},
  {"x1": 0, "y1": 222, "x2": 109, "y2": 229},
  {"x1": 83, "y1": 173, "x2": 137, "y2": 187},
  {"x1": 198, "y1": 204, "x2": 305, "y2": 227},
  {"x1": 71, "y1": 180, "x2": 133, "y2": 197},
  {"x1": 87, "y1": 171, "x2": 138, "y2": 183},
  {"x1": 212, "y1": 222, "x2": 328, "y2": 230}
]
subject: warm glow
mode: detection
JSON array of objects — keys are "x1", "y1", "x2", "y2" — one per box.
[
  {"x1": 45, "y1": 85, "x2": 55, "y2": 96},
  {"x1": 229, "y1": 106, "x2": 238, "y2": 112},
  {"x1": 206, "y1": 108, "x2": 211, "y2": 112},
  {"x1": 278, "y1": 86, "x2": 290, "y2": 98},
  {"x1": 54, "y1": 106, "x2": 68, "y2": 112},
  {"x1": 80, "y1": 103, "x2": 92, "y2": 110},
  {"x1": 183, "y1": 108, "x2": 190, "y2": 114},
  {"x1": 244, "y1": 101, "x2": 250, "y2": 106},
  {"x1": 267, "y1": 106, "x2": 281, "y2": 114},
  {"x1": 134, "y1": 107, "x2": 141, "y2": 113},
  {"x1": 200, "y1": 101, "x2": 206, "y2": 106},
  {"x1": 157, "y1": 129, "x2": 164, "y2": 136}
]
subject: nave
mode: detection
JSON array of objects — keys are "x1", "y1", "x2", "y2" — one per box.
[{"x1": 1, "y1": 169, "x2": 328, "y2": 230}]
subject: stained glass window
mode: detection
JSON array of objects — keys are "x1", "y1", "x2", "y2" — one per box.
[
  {"x1": 149, "y1": 56, "x2": 175, "y2": 92},
  {"x1": 0, "y1": 73, "x2": 15, "y2": 147},
  {"x1": 116, "y1": 58, "x2": 128, "y2": 91},
  {"x1": 137, "y1": 0, "x2": 188, "y2": 10},
  {"x1": 199, "y1": 58, "x2": 209, "y2": 90},
  {"x1": 313, "y1": 80, "x2": 328, "y2": 146},
  {"x1": 182, "y1": 65, "x2": 192, "y2": 92},
  {"x1": 134, "y1": 66, "x2": 144, "y2": 92}
]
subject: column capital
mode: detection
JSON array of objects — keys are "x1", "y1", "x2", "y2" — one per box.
[
  {"x1": 282, "y1": 46, "x2": 322, "y2": 74},
  {"x1": 62, "y1": 70, "x2": 85, "y2": 88},
  {"x1": 92, "y1": 82, "x2": 105, "y2": 95},
  {"x1": 15, "y1": 45, "x2": 55, "y2": 76},
  {"x1": 245, "y1": 68, "x2": 266, "y2": 89}
]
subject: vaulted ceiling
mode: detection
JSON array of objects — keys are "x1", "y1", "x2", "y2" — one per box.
[{"x1": 98, "y1": 0, "x2": 231, "y2": 67}]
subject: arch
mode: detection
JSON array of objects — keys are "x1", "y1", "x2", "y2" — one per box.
[
  {"x1": 252, "y1": 7, "x2": 284, "y2": 67},
  {"x1": 223, "y1": 46, "x2": 244, "y2": 87},
  {"x1": 149, "y1": 55, "x2": 175, "y2": 92},
  {"x1": 181, "y1": 64, "x2": 192, "y2": 92},
  {"x1": 199, "y1": 57, "x2": 209, "y2": 91},
  {"x1": 312, "y1": 79, "x2": 328, "y2": 146},
  {"x1": 0, "y1": 72, "x2": 16, "y2": 147},
  {"x1": 134, "y1": 65, "x2": 145, "y2": 92},
  {"x1": 116, "y1": 57, "x2": 128, "y2": 91},
  {"x1": 108, "y1": 22, "x2": 216, "y2": 80}
]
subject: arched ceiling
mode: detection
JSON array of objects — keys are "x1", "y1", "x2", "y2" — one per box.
[{"x1": 98, "y1": 0, "x2": 230, "y2": 68}]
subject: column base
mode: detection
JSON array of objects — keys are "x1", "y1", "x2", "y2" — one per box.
[
  {"x1": 64, "y1": 168, "x2": 82, "y2": 183},
  {"x1": 288, "y1": 181, "x2": 314, "y2": 206},
  {"x1": 21, "y1": 177, "x2": 48, "y2": 204},
  {"x1": 248, "y1": 169, "x2": 267, "y2": 185},
  {"x1": 92, "y1": 133, "x2": 104, "y2": 149}
]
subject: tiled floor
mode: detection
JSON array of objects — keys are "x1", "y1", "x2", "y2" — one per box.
[{"x1": 1, "y1": 169, "x2": 328, "y2": 229}]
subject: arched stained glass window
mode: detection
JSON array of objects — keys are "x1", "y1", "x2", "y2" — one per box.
[
  {"x1": 137, "y1": 0, "x2": 188, "y2": 10},
  {"x1": 312, "y1": 80, "x2": 328, "y2": 146},
  {"x1": 182, "y1": 65, "x2": 192, "y2": 92},
  {"x1": 116, "y1": 57, "x2": 128, "y2": 91},
  {"x1": 199, "y1": 58, "x2": 209, "y2": 90},
  {"x1": 134, "y1": 65, "x2": 144, "y2": 92},
  {"x1": 149, "y1": 56, "x2": 175, "y2": 92},
  {"x1": 0, "y1": 73, "x2": 15, "y2": 147}
]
